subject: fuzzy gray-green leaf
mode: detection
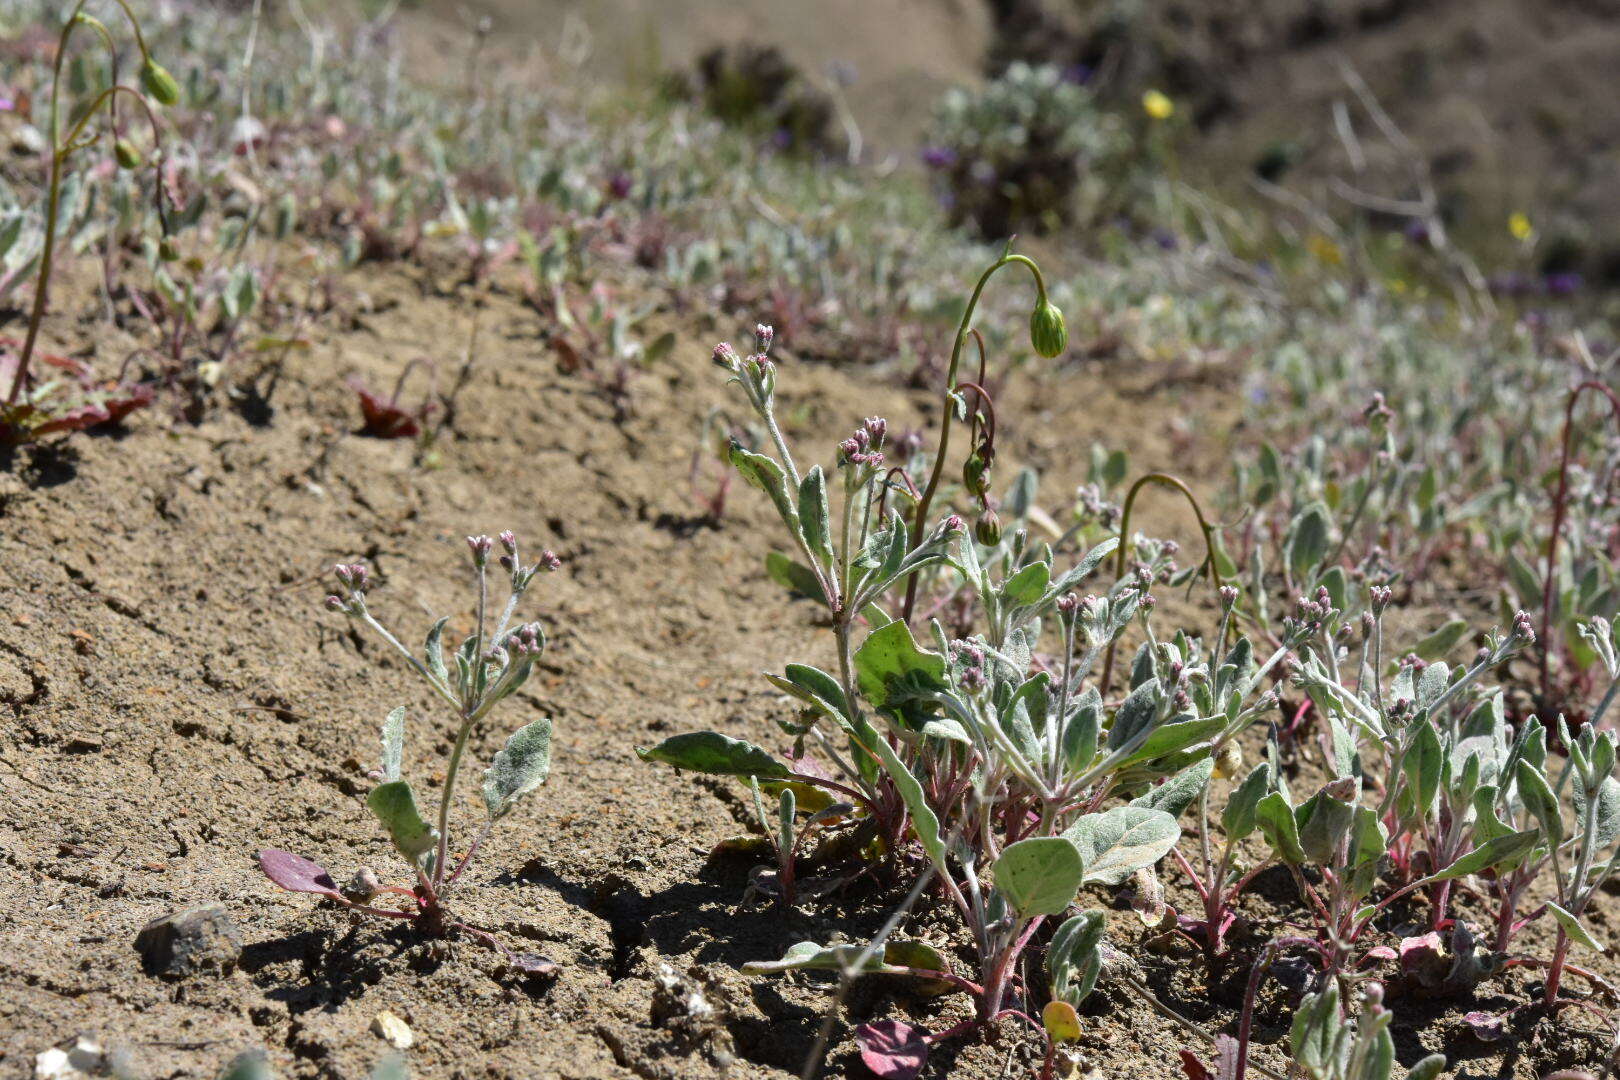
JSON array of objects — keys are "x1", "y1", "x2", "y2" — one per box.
[
  {"x1": 798, "y1": 466, "x2": 834, "y2": 566},
  {"x1": 636, "y1": 731, "x2": 793, "y2": 778},
  {"x1": 1548, "y1": 902, "x2": 1604, "y2": 952},
  {"x1": 1129, "y1": 758, "x2": 1214, "y2": 819},
  {"x1": 1063, "y1": 806, "x2": 1180, "y2": 886},
  {"x1": 482, "y1": 717, "x2": 554, "y2": 819},
  {"x1": 380, "y1": 707, "x2": 405, "y2": 783},
  {"x1": 367, "y1": 780, "x2": 437, "y2": 865},
  {"x1": 994, "y1": 836, "x2": 1085, "y2": 917},
  {"x1": 424, "y1": 616, "x2": 450, "y2": 686}
]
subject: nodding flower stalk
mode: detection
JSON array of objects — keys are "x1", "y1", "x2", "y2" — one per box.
[
  {"x1": 902, "y1": 246, "x2": 1067, "y2": 622},
  {"x1": 7, "y1": 0, "x2": 177, "y2": 407}
]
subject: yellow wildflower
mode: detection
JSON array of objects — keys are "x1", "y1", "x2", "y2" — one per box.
[{"x1": 1142, "y1": 89, "x2": 1174, "y2": 121}]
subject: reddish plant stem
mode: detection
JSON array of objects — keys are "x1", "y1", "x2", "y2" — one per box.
[
  {"x1": 1539, "y1": 381, "x2": 1620, "y2": 709},
  {"x1": 1099, "y1": 472, "x2": 1219, "y2": 696}
]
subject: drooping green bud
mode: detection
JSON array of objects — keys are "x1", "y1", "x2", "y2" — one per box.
[
  {"x1": 114, "y1": 138, "x2": 142, "y2": 170},
  {"x1": 141, "y1": 59, "x2": 182, "y2": 107},
  {"x1": 158, "y1": 236, "x2": 180, "y2": 263},
  {"x1": 1029, "y1": 296, "x2": 1068, "y2": 358},
  {"x1": 961, "y1": 450, "x2": 991, "y2": 498},
  {"x1": 974, "y1": 508, "x2": 1002, "y2": 547}
]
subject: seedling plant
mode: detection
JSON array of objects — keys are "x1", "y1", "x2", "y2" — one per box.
[{"x1": 258, "y1": 531, "x2": 562, "y2": 972}]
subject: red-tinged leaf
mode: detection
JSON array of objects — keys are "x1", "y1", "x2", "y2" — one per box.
[
  {"x1": 259, "y1": 849, "x2": 342, "y2": 899},
  {"x1": 100, "y1": 383, "x2": 154, "y2": 424},
  {"x1": 349, "y1": 377, "x2": 432, "y2": 439},
  {"x1": 1463, "y1": 1010, "x2": 1508, "y2": 1042},
  {"x1": 38, "y1": 351, "x2": 94, "y2": 380},
  {"x1": 1211, "y1": 1034, "x2": 1241, "y2": 1080},
  {"x1": 28, "y1": 401, "x2": 111, "y2": 438},
  {"x1": 1399, "y1": 932, "x2": 1448, "y2": 992},
  {"x1": 1179, "y1": 1050, "x2": 1214, "y2": 1080},
  {"x1": 856, "y1": 1020, "x2": 929, "y2": 1080},
  {"x1": 552, "y1": 336, "x2": 583, "y2": 375}
]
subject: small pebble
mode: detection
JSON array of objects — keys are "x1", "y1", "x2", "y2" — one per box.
[{"x1": 372, "y1": 1010, "x2": 414, "y2": 1050}]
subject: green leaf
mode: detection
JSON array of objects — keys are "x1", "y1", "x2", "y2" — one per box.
[
  {"x1": 1588, "y1": 775, "x2": 1620, "y2": 851},
  {"x1": 1002, "y1": 562, "x2": 1050, "y2": 608},
  {"x1": 1129, "y1": 758, "x2": 1214, "y2": 819},
  {"x1": 1107, "y1": 679, "x2": 1161, "y2": 752},
  {"x1": 878, "y1": 940, "x2": 958, "y2": 995},
  {"x1": 1515, "y1": 760, "x2": 1563, "y2": 849},
  {"x1": 636, "y1": 731, "x2": 792, "y2": 778},
  {"x1": 729, "y1": 442, "x2": 799, "y2": 535},
  {"x1": 994, "y1": 837, "x2": 1086, "y2": 917},
  {"x1": 1403, "y1": 719, "x2": 1444, "y2": 821},
  {"x1": 1424, "y1": 828, "x2": 1541, "y2": 882},
  {"x1": 1063, "y1": 689, "x2": 1101, "y2": 772},
  {"x1": 1285, "y1": 502, "x2": 1332, "y2": 583},
  {"x1": 423, "y1": 615, "x2": 450, "y2": 686},
  {"x1": 367, "y1": 781, "x2": 437, "y2": 866},
  {"x1": 1548, "y1": 902, "x2": 1604, "y2": 952},
  {"x1": 764, "y1": 663, "x2": 851, "y2": 727},
  {"x1": 741, "y1": 940, "x2": 880, "y2": 975},
  {"x1": 1048, "y1": 538, "x2": 1118, "y2": 597},
  {"x1": 1101, "y1": 449, "x2": 1128, "y2": 489},
  {"x1": 740, "y1": 939, "x2": 952, "y2": 985},
  {"x1": 798, "y1": 467, "x2": 834, "y2": 566},
  {"x1": 1290, "y1": 984, "x2": 1340, "y2": 1072},
  {"x1": 1506, "y1": 551, "x2": 1543, "y2": 609},
  {"x1": 380, "y1": 707, "x2": 405, "y2": 783},
  {"x1": 1414, "y1": 618, "x2": 1469, "y2": 663},
  {"x1": 218, "y1": 1051, "x2": 277, "y2": 1080},
  {"x1": 1062, "y1": 806, "x2": 1180, "y2": 886},
  {"x1": 643, "y1": 330, "x2": 677, "y2": 365},
  {"x1": 482, "y1": 717, "x2": 554, "y2": 819},
  {"x1": 1296, "y1": 781, "x2": 1358, "y2": 866},
  {"x1": 1047, "y1": 910, "x2": 1106, "y2": 1007},
  {"x1": 765, "y1": 551, "x2": 827, "y2": 602},
  {"x1": 1222, "y1": 762, "x2": 1273, "y2": 842},
  {"x1": 1406, "y1": 1055, "x2": 1447, "y2": 1080},
  {"x1": 1255, "y1": 791, "x2": 1305, "y2": 866},
  {"x1": 867, "y1": 734, "x2": 945, "y2": 866},
  {"x1": 855, "y1": 620, "x2": 949, "y2": 724},
  {"x1": 1317, "y1": 565, "x2": 1348, "y2": 613},
  {"x1": 776, "y1": 784, "x2": 796, "y2": 854},
  {"x1": 1115, "y1": 714, "x2": 1224, "y2": 768}
]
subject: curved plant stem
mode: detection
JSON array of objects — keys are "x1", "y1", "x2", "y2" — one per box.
[
  {"x1": 1099, "y1": 471, "x2": 1219, "y2": 695},
  {"x1": 8, "y1": 4, "x2": 167, "y2": 406},
  {"x1": 1539, "y1": 380, "x2": 1620, "y2": 709},
  {"x1": 902, "y1": 248, "x2": 1047, "y2": 622}
]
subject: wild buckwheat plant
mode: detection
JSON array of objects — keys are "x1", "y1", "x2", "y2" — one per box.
[{"x1": 258, "y1": 532, "x2": 562, "y2": 973}]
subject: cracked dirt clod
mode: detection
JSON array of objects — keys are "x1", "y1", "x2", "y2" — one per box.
[{"x1": 134, "y1": 904, "x2": 242, "y2": 978}]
